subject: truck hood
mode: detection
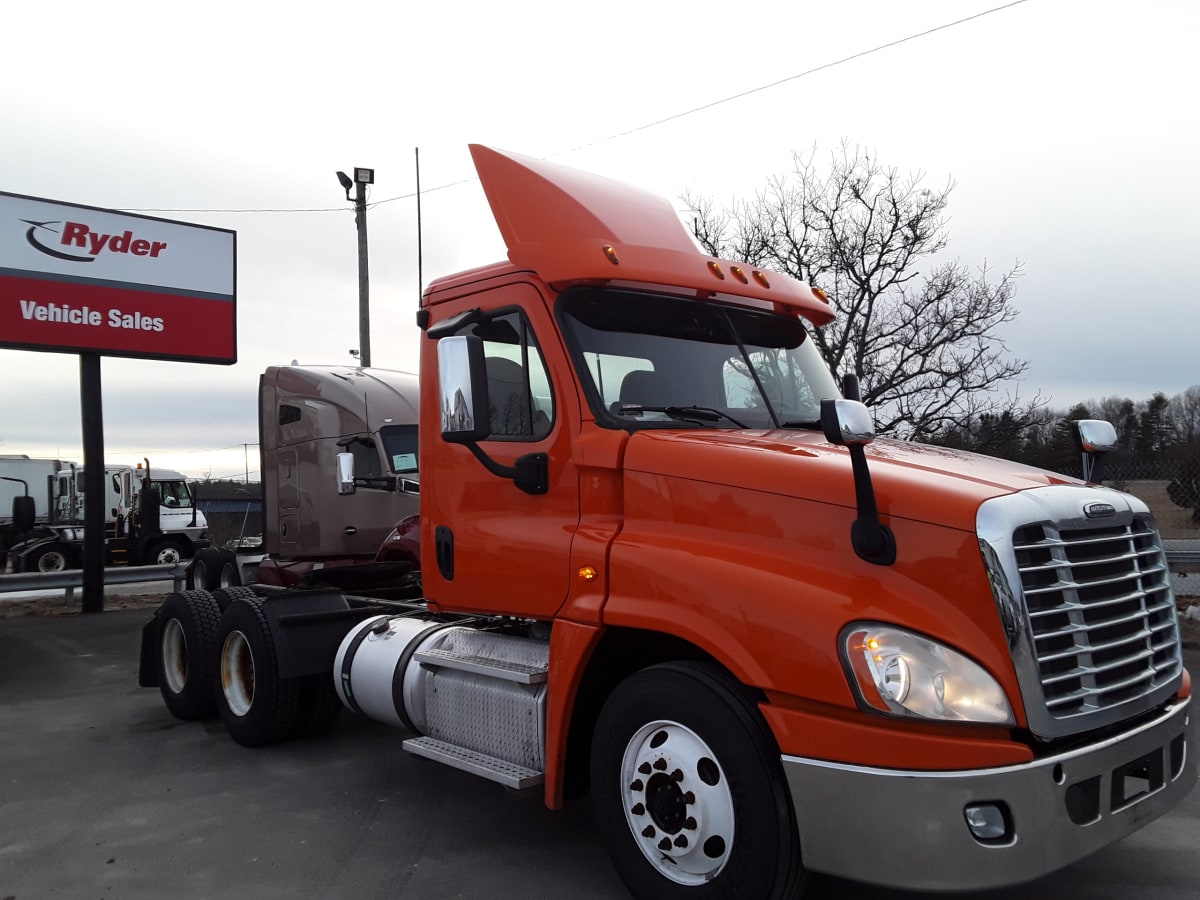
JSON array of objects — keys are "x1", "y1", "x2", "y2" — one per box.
[{"x1": 622, "y1": 429, "x2": 1079, "y2": 533}]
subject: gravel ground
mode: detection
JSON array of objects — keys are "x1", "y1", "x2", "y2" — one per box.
[{"x1": 0, "y1": 592, "x2": 165, "y2": 618}]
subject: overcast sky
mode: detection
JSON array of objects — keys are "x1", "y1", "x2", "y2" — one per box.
[{"x1": 2, "y1": 0, "x2": 1197, "y2": 479}]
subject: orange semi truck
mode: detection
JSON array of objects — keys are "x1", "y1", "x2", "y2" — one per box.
[{"x1": 140, "y1": 145, "x2": 1195, "y2": 898}]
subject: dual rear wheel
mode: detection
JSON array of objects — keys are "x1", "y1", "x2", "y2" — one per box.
[
  {"x1": 155, "y1": 590, "x2": 341, "y2": 744},
  {"x1": 189, "y1": 548, "x2": 241, "y2": 591}
]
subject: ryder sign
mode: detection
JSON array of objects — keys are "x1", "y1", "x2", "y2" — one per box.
[{"x1": 0, "y1": 192, "x2": 236, "y2": 363}]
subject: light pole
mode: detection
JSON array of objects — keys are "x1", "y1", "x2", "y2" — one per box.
[{"x1": 337, "y1": 167, "x2": 374, "y2": 367}]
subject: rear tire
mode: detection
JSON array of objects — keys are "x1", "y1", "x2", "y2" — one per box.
[
  {"x1": 157, "y1": 590, "x2": 222, "y2": 720},
  {"x1": 289, "y1": 674, "x2": 343, "y2": 738},
  {"x1": 217, "y1": 549, "x2": 241, "y2": 588},
  {"x1": 26, "y1": 543, "x2": 72, "y2": 573},
  {"x1": 211, "y1": 585, "x2": 260, "y2": 613},
  {"x1": 591, "y1": 661, "x2": 807, "y2": 900},
  {"x1": 189, "y1": 547, "x2": 225, "y2": 590},
  {"x1": 215, "y1": 598, "x2": 300, "y2": 747}
]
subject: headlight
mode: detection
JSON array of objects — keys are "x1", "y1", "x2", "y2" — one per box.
[{"x1": 842, "y1": 624, "x2": 1014, "y2": 725}]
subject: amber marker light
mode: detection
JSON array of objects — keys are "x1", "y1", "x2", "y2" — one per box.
[
  {"x1": 812, "y1": 286, "x2": 830, "y2": 303},
  {"x1": 603, "y1": 244, "x2": 620, "y2": 265},
  {"x1": 730, "y1": 265, "x2": 749, "y2": 284},
  {"x1": 707, "y1": 260, "x2": 726, "y2": 280},
  {"x1": 578, "y1": 566, "x2": 598, "y2": 582},
  {"x1": 752, "y1": 270, "x2": 771, "y2": 289}
]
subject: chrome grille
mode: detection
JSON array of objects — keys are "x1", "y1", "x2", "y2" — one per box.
[{"x1": 1012, "y1": 518, "x2": 1180, "y2": 719}]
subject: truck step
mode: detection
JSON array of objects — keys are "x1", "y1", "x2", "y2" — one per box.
[
  {"x1": 414, "y1": 647, "x2": 548, "y2": 684},
  {"x1": 403, "y1": 736, "x2": 544, "y2": 790}
]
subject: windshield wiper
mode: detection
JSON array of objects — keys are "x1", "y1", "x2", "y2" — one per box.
[
  {"x1": 779, "y1": 419, "x2": 822, "y2": 430},
  {"x1": 614, "y1": 404, "x2": 748, "y2": 428}
]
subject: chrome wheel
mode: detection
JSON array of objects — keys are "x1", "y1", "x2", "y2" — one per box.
[
  {"x1": 619, "y1": 719, "x2": 735, "y2": 885},
  {"x1": 221, "y1": 630, "x2": 255, "y2": 717},
  {"x1": 161, "y1": 618, "x2": 188, "y2": 694}
]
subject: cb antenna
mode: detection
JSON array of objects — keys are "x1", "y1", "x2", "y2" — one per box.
[{"x1": 415, "y1": 147, "x2": 424, "y2": 306}]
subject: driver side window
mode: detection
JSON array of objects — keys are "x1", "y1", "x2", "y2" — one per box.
[{"x1": 459, "y1": 310, "x2": 554, "y2": 441}]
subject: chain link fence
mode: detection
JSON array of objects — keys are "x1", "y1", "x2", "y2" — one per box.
[{"x1": 1091, "y1": 458, "x2": 1200, "y2": 540}]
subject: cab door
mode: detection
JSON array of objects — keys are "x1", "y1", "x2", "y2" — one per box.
[{"x1": 423, "y1": 283, "x2": 580, "y2": 619}]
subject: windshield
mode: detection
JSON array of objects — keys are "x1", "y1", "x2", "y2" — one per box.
[
  {"x1": 559, "y1": 288, "x2": 840, "y2": 430},
  {"x1": 154, "y1": 480, "x2": 193, "y2": 509}
]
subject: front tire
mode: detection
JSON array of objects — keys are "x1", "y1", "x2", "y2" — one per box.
[
  {"x1": 591, "y1": 661, "x2": 806, "y2": 900},
  {"x1": 148, "y1": 539, "x2": 186, "y2": 566},
  {"x1": 215, "y1": 598, "x2": 300, "y2": 747},
  {"x1": 157, "y1": 590, "x2": 222, "y2": 720}
]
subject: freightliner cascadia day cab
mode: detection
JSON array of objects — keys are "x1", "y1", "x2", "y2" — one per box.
[{"x1": 140, "y1": 145, "x2": 1195, "y2": 899}]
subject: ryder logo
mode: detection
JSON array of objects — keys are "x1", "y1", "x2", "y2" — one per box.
[{"x1": 22, "y1": 219, "x2": 168, "y2": 263}]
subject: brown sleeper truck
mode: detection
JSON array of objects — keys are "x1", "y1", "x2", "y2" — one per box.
[
  {"x1": 185, "y1": 364, "x2": 421, "y2": 594},
  {"x1": 140, "y1": 145, "x2": 1195, "y2": 899}
]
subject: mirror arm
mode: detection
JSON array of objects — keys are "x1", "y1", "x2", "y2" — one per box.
[
  {"x1": 820, "y1": 399, "x2": 896, "y2": 566},
  {"x1": 353, "y1": 475, "x2": 399, "y2": 492},
  {"x1": 465, "y1": 444, "x2": 549, "y2": 495},
  {"x1": 846, "y1": 444, "x2": 896, "y2": 565}
]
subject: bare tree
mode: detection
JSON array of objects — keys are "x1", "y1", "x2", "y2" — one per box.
[
  {"x1": 1097, "y1": 396, "x2": 1140, "y2": 451},
  {"x1": 1168, "y1": 385, "x2": 1200, "y2": 445},
  {"x1": 686, "y1": 142, "x2": 1040, "y2": 439}
]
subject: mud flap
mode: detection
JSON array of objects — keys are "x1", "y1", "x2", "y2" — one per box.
[{"x1": 138, "y1": 611, "x2": 161, "y2": 688}]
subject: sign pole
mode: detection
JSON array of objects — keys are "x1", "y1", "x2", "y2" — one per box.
[{"x1": 80, "y1": 352, "x2": 105, "y2": 613}]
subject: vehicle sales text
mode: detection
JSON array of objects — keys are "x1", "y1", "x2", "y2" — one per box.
[{"x1": 18, "y1": 300, "x2": 165, "y2": 332}]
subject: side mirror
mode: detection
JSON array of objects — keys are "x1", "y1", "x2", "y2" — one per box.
[
  {"x1": 336, "y1": 452, "x2": 356, "y2": 495},
  {"x1": 438, "y1": 336, "x2": 491, "y2": 444},
  {"x1": 11, "y1": 495, "x2": 35, "y2": 533},
  {"x1": 820, "y1": 399, "x2": 876, "y2": 446},
  {"x1": 1073, "y1": 419, "x2": 1117, "y2": 483},
  {"x1": 1074, "y1": 419, "x2": 1117, "y2": 453}
]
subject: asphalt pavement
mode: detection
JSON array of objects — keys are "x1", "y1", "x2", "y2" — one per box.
[{"x1": 1, "y1": 606, "x2": 1198, "y2": 900}]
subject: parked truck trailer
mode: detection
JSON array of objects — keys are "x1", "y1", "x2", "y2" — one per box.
[
  {"x1": 140, "y1": 145, "x2": 1195, "y2": 899},
  {"x1": 2, "y1": 456, "x2": 208, "y2": 571}
]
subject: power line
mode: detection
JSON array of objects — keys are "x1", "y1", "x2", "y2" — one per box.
[
  {"x1": 123, "y1": 204, "x2": 353, "y2": 214},
  {"x1": 574, "y1": 0, "x2": 1030, "y2": 151},
  {"x1": 123, "y1": 0, "x2": 1029, "y2": 215}
]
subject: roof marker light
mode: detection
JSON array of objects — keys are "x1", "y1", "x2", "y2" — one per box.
[
  {"x1": 812, "y1": 286, "x2": 830, "y2": 303},
  {"x1": 752, "y1": 270, "x2": 771, "y2": 289},
  {"x1": 603, "y1": 244, "x2": 620, "y2": 265},
  {"x1": 730, "y1": 265, "x2": 749, "y2": 284},
  {"x1": 707, "y1": 260, "x2": 726, "y2": 280}
]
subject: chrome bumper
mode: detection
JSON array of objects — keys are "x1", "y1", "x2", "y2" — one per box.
[{"x1": 781, "y1": 698, "x2": 1195, "y2": 891}]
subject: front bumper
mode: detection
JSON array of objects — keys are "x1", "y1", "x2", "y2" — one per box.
[{"x1": 782, "y1": 697, "x2": 1195, "y2": 891}]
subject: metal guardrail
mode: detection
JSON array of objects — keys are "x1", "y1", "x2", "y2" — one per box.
[
  {"x1": 0, "y1": 550, "x2": 1194, "y2": 607},
  {"x1": 1167, "y1": 551, "x2": 1200, "y2": 568},
  {"x1": 0, "y1": 563, "x2": 187, "y2": 603},
  {"x1": 1165, "y1": 542, "x2": 1200, "y2": 570}
]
